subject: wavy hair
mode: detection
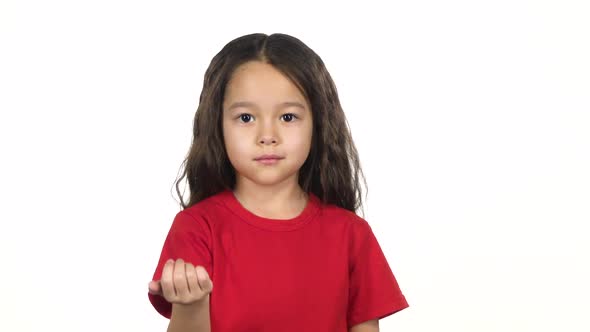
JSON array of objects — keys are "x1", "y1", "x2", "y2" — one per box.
[{"x1": 173, "y1": 33, "x2": 367, "y2": 215}]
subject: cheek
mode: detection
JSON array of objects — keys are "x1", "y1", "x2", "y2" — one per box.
[
  {"x1": 222, "y1": 122, "x2": 238, "y2": 159},
  {"x1": 224, "y1": 129, "x2": 250, "y2": 158},
  {"x1": 302, "y1": 122, "x2": 313, "y2": 147},
  {"x1": 287, "y1": 129, "x2": 312, "y2": 156}
]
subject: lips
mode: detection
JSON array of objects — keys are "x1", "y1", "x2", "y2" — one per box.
[{"x1": 254, "y1": 154, "x2": 284, "y2": 161}]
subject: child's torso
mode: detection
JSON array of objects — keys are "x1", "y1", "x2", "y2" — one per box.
[{"x1": 207, "y1": 206, "x2": 352, "y2": 331}]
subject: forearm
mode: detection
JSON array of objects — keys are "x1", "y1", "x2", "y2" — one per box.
[{"x1": 167, "y1": 296, "x2": 211, "y2": 332}]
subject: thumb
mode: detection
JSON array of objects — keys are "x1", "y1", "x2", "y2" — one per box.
[
  {"x1": 148, "y1": 280, "x2": 162, "y2": 295},
  {"x1": 196, "y1": 266, "x2": 213, "y2": 293}
]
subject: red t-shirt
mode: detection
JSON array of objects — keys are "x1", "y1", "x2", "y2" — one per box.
[{"x1": 148, "y1": 189, "x2": 408, "y2": 331}]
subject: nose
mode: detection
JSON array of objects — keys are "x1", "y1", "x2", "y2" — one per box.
[
  {"x1": 258, "y1": 120, "x2": 278, "y2": 145},
  {"x1": 259, "y1": 135, "x2": 277, "y2": 145}
]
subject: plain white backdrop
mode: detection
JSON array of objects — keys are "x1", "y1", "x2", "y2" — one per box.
[{"x1": 1, "y1": 0, "x2": 589, "y2": 331}]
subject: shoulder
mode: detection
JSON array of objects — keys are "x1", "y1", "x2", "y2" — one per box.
[
  {"x1": 316, "y1": 205, "x2": 383, "y2": 258},
  {"x1": 170, "y1": 191, "x2": 228, "y2": 231},
  {"x1": 318, "y1": 201, "x2": 371, "y2": 227},
  {"x1": 315, "y1": 201, "x2": 373, "y2": 239}
]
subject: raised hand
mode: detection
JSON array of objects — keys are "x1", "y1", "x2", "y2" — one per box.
[{"x1": 148, "y1": 258, "x2": 213, "y2": 305}]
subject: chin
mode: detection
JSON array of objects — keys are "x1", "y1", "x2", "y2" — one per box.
[
  {"x1": 240, "y1": 170, "x2": 298, "y2": 186},
  {"x1": 253, "y1": 175, "x2": 291, "y2": 186}
]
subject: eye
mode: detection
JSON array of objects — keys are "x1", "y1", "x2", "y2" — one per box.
[
  {"x1": 237, "y1": 113, "x2": 253, "y2": 123},
  {"x1": 282, "y1": 113, "x2": 298, "y2": 122}
]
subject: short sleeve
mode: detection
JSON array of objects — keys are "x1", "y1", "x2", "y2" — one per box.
[
  {"x1": 147, "y1": 210, "x2": 213, "y2": 319},
  {"x1": 347, "y1": 219, "x2": 409, "y2": 327}
]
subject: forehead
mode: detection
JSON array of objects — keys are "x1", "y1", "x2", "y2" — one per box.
[{"x1": 223, "y1": 61, "x2": 308, "y2": 107}]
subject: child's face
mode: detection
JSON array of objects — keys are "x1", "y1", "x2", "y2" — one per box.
[{"x1": 222, "y1": 61, "x2": 313, "y2": 189}]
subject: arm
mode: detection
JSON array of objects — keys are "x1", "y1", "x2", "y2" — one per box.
[
  {"x1": 349, "y1": 319, "x2": 379, "y2": 332},
  {"x1": 167, "y1": 296, "x2": 211, "y2": 332}
]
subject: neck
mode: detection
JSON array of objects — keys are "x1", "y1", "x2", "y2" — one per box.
[{"x1": 232, "y1": 180, "x2": 308, "y2": 219}]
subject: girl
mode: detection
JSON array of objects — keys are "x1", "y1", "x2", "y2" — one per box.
[{"x1": 147, "y1": 33, "x2": 408, "y2": 332}]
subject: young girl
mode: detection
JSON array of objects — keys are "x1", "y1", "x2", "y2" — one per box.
[{"x1": 147, "y1": 33, "x2": 408, "y2": 332}]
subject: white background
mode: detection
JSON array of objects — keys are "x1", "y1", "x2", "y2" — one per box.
[{"x1": 1, "y1": 0, "x2": 589, "y2": 331}]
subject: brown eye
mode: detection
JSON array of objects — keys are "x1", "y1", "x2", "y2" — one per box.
[
  {"x1": 282, "y1": 113, "x2": 297, "y2": 122},
  {"x1": 239, "y1": 114, "x2": 253, "y2": 123}
]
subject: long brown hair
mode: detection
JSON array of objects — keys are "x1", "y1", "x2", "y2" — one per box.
[{"x1": 173, "y1": 33, "x2": 367, "y2": 215}]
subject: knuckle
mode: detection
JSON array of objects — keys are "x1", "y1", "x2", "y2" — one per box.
[
  {"x1": 174, "y1": 289, "x2": 186, "y2": 298},
  {"x1": 173, "y1": 275, "x2": 185, "y2": 285},
  {"x1": 186, "y1": 267, "x2": 196, "y2": 278},
  {"x1": 161, "y1": 278, "x2": 173, "y2": 289}
]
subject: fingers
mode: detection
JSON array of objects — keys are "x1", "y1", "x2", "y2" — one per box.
[
  {"x1": 185, "y1": 262, "x2": 200, "y2": 294},
  {"x1": 173, "y1": 259, "x2": 189, "y2": 296},
  {"x1": 160, "y1": 259, "x2": 176, "y2": 300},
  {"x1": 148, "y1": 280, "x2": 161, "y2": 295},
  {"x1": 155, "y1": 258, "x2": 213, "y2": 305},
  {"x1": 196, "y1": 266, "x2": 213, "y2": 293}
]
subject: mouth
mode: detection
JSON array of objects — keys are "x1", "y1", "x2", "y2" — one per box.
[
  {"x1": 254, "y1": 155, "x2": 284, "y2": 165},
  {"x1": 254, "y1": 154, "x2": 284, "y2": 161},
  {"x1": 256, "y1": 158, "x2": 282, "y2": 165}
]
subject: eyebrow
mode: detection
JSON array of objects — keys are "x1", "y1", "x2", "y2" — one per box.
[{"x1": 226, "y1": 101, "x2": 306, "y2": 112}]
